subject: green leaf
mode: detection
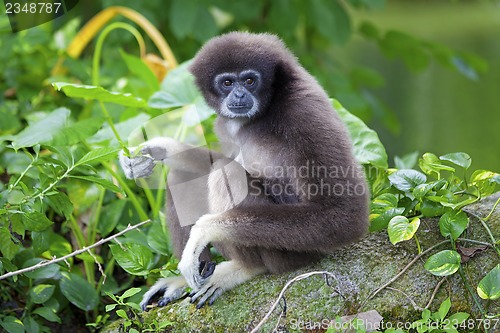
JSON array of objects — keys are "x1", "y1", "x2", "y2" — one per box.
[
  {"x1": 105, "y1": 304, "x2": 117, "y2": 312},
  {"x1": 116, "y1": 309, "x2": 128, "y2": 319},
  {"x1": 22, "y1": 258, "x2": 60, "y2": 279},
  {"x1": 310, "y1": 0, "x2": 351, "y2": 45},
  {"x1": 448, "y1": 312, "x2": 469, "y2": 325},
  {"x1": 369, "y1": 207, "x2": 405, "y2": 232},
  {"x1": 11, "y1": 108, "x2": 71, "y2": 149},
  {"x1": 69, "y1": 175, "x2": 121, "y2": 193},
  {"x1": 33, "y1": 307, "x2": 61, "y2": 323},
  {"x1": 419, "y1": 153, "x2": 455, "y2": 176},
  {"x1": 147, "y1": 219, "x2": 171, "y2": 256},
  {"x1": 22, "y1": 212, "x2": 53, "y2": 232},
  {"x1": 150, "y1": 61, "x2": 198, "y2": 108},
  {"x1": 470, "y1": 170, "x2": 500, "y2": 197},
  {"x1": 97, "y1": 199, "x2": 127, "y2": 237},
  {"x1": 424, "y1": 250, "x2": 461, "y2": 276},
  {"x1": 437, "y1": 297, "x2": 451, "y2": 321},
  {"x1": 29, "y1": 284, "x2": 56, "y2": 304},
  {"x1": 333, "y1": 99, "x2": 388, "y2": 169},
  {"x1": 88, "y1": 113, "x2": 150, "y2": 145},
  {"x1": 169, "y1": 0, "x2": 198, "y2": 39},
  {"x1": 439, "y1": 152, "x2": 471, "y2": 170},
  {"x1": 388, "y1": 216, "x2": 420, "y2": 245},
  {"x1": 109, "y1": 243, "x2": 154, "y2": 276},
  {"x1": 22, "y1": 316, "x2": 40, "y2": 333},
  {"x1": 421, "y1": 199, "x2": 446, "y2": 217},
  {"x1": 74, "y1": 147, "x2": 120, "y2": 167},
  {"x1": 60, "y1": 272, "x2": 99, "y2": 311},
  {"x1": 394, "y1": 151, "x2": 419, "y2": 169},
  {"x1": 268, "y1": 0, "x2": 299, "y2": 38},
  {"x1": 0, "y1": 227, "x2": 20, "y2": 260},
  {"x1": 52, "y1": 82, "x2": 147, "y2": 107},
  {"x1": 120, "y1": 287, "x2": 142, "y2": 300},
  {"x1": 120, "y1": 51, "x2": 159, "y2": 92},
  {"x1": 439, "y1": 210, "x2": 469, "y2": 240},
  {"x1": 46, "y1": 192, "x2": 74, "y2": 219},
  {"x1": 0, "y1": 316, "x2": 25, "y2": 333},
  {"x1": 388, "y1": 169, "x2": 427, "y2": 192},
  {"x1": 477, "y1": 265, "x2": 499, "y2": 300},
  {"x1": 51, "y1": 117, "x2": 104, "y2": 146}
]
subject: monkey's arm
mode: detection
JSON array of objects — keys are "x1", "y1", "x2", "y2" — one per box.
[
  {"x1": 119, "y1": 137, "x2": 226, "y2": 179},
  {"x1": 178, "y1": 202, "x2": 368, "y2": 290}
]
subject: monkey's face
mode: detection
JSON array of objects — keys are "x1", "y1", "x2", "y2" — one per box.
[{"x1": 213, "y1": 69, "x2": 263, "y2": 119}]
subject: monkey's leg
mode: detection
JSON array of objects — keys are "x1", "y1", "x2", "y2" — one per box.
[{"x1": 189, "y1": 261, "x2": 267, "y2": 309}]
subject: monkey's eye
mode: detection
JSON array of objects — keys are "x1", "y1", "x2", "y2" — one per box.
[
  {"x1": 223, "y1": 80, "x2": 233, "y2": 87},
  {"x1": 245, "y1": 78, "x2": 255, "y2": 85}
]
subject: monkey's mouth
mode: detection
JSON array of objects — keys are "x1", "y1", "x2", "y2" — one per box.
[{"x1": 227, "y1": 103, "x2": 253, "y2": 114}]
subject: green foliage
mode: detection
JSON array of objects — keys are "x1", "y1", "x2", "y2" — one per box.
[{"x1": 105, "y1": 288, "x2": 173, "y2": 332}]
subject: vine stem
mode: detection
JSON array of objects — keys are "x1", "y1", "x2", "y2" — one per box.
[
  {"x1": 92, "y1": 22, "x2": 146, "y2": 154},
  {"x1": 0, "y1": 219, "x2": 151, "y2": 281},
  {"x1": 250, "y1": 271, "x2": 336, "y2": 333},
  {"x1": 358, "y1": 240, "x2": 450, "y2": 311}
]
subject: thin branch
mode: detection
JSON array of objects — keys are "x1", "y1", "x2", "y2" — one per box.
[
  {"x1": 385, "y1": 287, "x2": 421, "y2": 311},
  {"x1": 250, "y1": 271, "x2": 336, "y2": 333},
  {"x1": 424, "y1": 277, "x2": 447, "y2": 309},
  {"x1": 0, "y1": 220, "x2": 151, "y2": 281},
  {"x1": 358, "y1": 240, "x2": 450, "y2": 311}
]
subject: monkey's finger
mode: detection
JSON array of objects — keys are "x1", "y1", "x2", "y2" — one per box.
[
  {"x1": 195, "y1": 286, "x2": 219, "y2": 309},
  {"x1": 207, "y1": 288, "x2": 223, "y2": 306}
]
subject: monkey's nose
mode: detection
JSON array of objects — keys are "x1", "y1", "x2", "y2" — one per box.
[{"x1": 234, "y1": 88, "x2": 246, "y2": 98}]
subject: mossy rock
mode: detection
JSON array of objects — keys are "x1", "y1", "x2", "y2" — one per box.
[{"x1": 102, "y1": 194, "x2": 499, "y2": 332}]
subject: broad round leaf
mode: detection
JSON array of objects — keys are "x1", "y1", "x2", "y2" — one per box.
[
  {"x1": 439, "y1": 152, "x2": 471, "y2": 170},
  {"x1": 109, "y1": 243, "x2": 154, "y2": 276},
  {"x1": 388, "y1": 169, "x2": 427, "y2": 192},
  {"x1": 439, "y1": 210, "x2": 469, "y2": 240},
  {"x1": 424, "y1": 250, "x2": 461, "y2": 276},
  {"x1": 29, "y1": 284, "x2": 55, "y2": 304},
  {"x1": 22, "y1": 258, "x2": 60, "y2": 279},
  {"x1": 60, "y1": 272, "x2": 99, "y2": 311},
  {"x1": 333, "y1": 99, "x2": 388, "y2": 169},
  {"x1": 0, "y1": 316, "x2": 25, "y2": 333},
  {"x1": 477, "y1": 265, "x2": 499, "y2": 300},
  {"x1": 388, "y1": 216, "x2": 420, "y2": 245}
]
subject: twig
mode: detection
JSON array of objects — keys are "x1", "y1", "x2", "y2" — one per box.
[
  {"x1": 0, "y1": 220, "x2": 151, "y2": 281},
  {"x1": 250, "y1": 271, "x2": 336, "y2": 333},
  {"x1": 385, "y1": 287, "x2": 421, "y2": 311},
  {"x1": 358, "y1": 240, "x2": 450, "y2": 311},
  {"x1": 424, "y1": 277, "x2": 447, "y2": 309}
]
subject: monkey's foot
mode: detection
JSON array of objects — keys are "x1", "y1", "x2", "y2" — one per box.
[
  {"x1": 189, "y1": 261, "x2": 267, "y2": 309},
  {"x1": 139, "y1": 276, "x2": 187, "y2": 311}
]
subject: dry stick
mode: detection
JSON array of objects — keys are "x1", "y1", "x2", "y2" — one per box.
[
  {"x1": 424, "y1": 277, "x2": 447, "y2": 309},
  {"x1": 0, "y1": 220, "x2": 151, "y2": 281},
  {"x1": 250, "y1": 271, "x2": 336, "y2": 333},
  {"x1": 357, "y1": 240, "x2": 450, "y2": 312}
]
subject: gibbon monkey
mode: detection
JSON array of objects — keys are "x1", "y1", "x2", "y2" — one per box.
[{"x1": 119, "y1": 32, "x2": 369, "y2": 310}]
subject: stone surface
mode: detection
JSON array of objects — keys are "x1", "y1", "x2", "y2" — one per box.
[{"x1": 103, "y1": 194, "x2": 499, "y2": 333}]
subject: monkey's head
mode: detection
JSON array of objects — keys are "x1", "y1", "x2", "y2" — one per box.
[{"x1": 190, "y1": 32, "x2": 295, "y2": 119}]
